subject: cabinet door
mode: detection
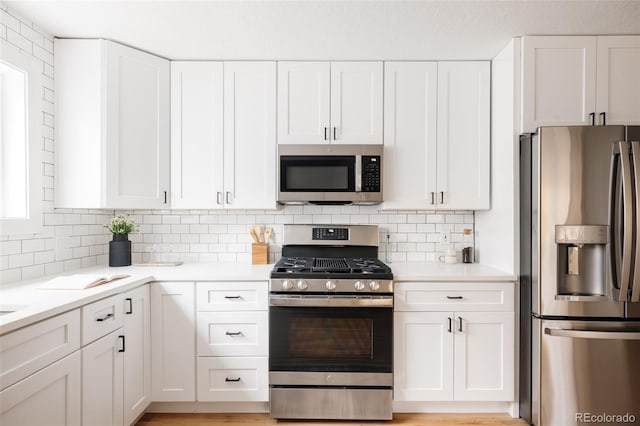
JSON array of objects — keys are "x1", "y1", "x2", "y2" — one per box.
[
  {"x1": 596, "y1": 36, "x2": 640, "y2": 125},
  {"x1": 82, "y1": 329, "x2": 124, "y2": 426},
  {"x1": 123, "y1": 285, "x2": 151, "y2": 426},
  {"x1": 223, "y1": 62, "x2": 276, "y2": 209},
  {"x1": 171, "y1": 62, "x2": 224, "y2": 208},
  {"x1": 0, "y1": 351, "x2": 81, "y2": 426},
  {"x1": 453, "y1": 312, "x2": 514, "y2": 401},
  {"x1": 150, "y1": 282, "x2": 195, "y2": 401},
  {"x1": 522, "y1": 36, "x2": 597, "y2": 132},
  {"x1": 436, "y1": 62, "x2": 490, "y2": 210},
  {"x1": 383, "y1": 62, "x2": 438, "y2": 209},
  {"x1": 278, "y1": 62, "x2": 331, "y2": 144},
  {"x1": 104, "y1": 40, "x2": 170, "y2": 208},
  {"x1": 330, "y1": 62, "x2": 383, "y2": 144},
  {"x1": 394, "y1": 311, "x2": 453, "y2": 401}
]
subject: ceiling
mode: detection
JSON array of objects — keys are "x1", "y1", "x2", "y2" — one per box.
[{"x1": 6, "y1": 0, "x2": 640, "y2": 60}]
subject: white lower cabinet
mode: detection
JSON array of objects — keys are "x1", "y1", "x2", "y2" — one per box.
[
  {"x1": 151, "y1": 282, "x2": 196, "y2": 401},
  {"x1": 0, "y1": 351, "x2": 81, "y2": 426},
  {"x1": 82, "y1": 329, "x2": 124, "y2": 426},
  {"x1": 394, "y1": 282, "x2": 515, "y2": 403},
  {"x1": 196, "y1": 281, "x2": 269, "y2": 402}
]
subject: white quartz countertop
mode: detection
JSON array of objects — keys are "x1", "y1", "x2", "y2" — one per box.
[
  {"x1": 389, "y1": 262, "x2": 516, "y2": 282},
  {"x1": 0, "y1": 261, "x2": 514, "y2": 335},
  {"x1": 0, "y1": 263, "x2": 273, "y2": 335}
]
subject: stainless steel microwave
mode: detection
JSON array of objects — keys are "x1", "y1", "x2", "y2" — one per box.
[{"x1": 277, "y1": 144, "x2": 383, "y2": 205}]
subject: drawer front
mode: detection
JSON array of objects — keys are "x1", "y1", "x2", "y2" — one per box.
[
  {"x1": 82, "y1": 294, "x2": 124, "y2": 345},
  {"x1": 196, "y1": 357, "x2": 268, "y2": 402},
  {"x1": 0, "y1": 309, "x2": 81, "y2": 391},
  {"x1": 196, "y1": 311, "x2": 268, "y2": 356},
  {"x1": 394, "y1": 282, "x2": 515, "y2": 312},
  {"x1": 196, "y1": 282, "x2": 268, "y2": 311}
]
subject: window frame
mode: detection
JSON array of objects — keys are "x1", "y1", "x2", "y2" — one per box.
[{"x1": 0, "y1": 41, "x2": 43, "y2": 236}]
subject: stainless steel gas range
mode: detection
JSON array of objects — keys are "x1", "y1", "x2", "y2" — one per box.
[{"x1": 268, "y1": 224, "x2": 393, "y2": 420}]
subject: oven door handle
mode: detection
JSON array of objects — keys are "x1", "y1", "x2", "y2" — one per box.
[{"x1": 269, "y1": 295, "x2": 393, "y2": 308}]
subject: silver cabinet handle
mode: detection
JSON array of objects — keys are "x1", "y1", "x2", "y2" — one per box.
[
  {"x1": 458, "y1": 316, "x2": 463, "y2": 332},
  {"x1": 545, "y1": 328, "x2": 640, "y2": 340},
  {"x1": 226, "y1": 192, "x2": 232, "y2": 204},
  {"x1": 217, "y1": 192, "x2": 223, "y2": 205},
  {"x1": 96, "y1": 313, "x2": 113, "y2": 322}
]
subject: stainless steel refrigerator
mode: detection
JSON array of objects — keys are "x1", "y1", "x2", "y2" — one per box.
[{"x1": 520, "y1": 126, "x2": 640, "y2": 426}]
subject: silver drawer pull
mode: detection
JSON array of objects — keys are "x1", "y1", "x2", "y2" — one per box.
[
  {"x1": 446, "y1": 296, "x2": 463, "y2": 300},
  {"x1": 225, "y1": 377, "x2": 241, "y2": 382},
  {"x1": 96, "y1": 313, "x2": 114, "y2": 322},
  {"x1": 225, "y1": 331, "x2": 243, "y2": 336},
  {"x1": 224, "y1": 296, "x2": 242, "y2": 300}
]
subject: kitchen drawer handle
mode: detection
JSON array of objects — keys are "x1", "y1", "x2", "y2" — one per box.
[
  {"x1": 446, "y1": 296, "x2": 464, "y2": 300},
  {"x1": 447, "y1": 317, "x2": 452, "y2": 333},
  {"x1": 118, "y1": 335, "x2": 125, "y2": 353},
  {"x1": 224, "y1": 295, "x2": 242, "y2": 300},
  {"x1": 225, "y1": 377, "x2": 241, "y2": 382},
  {"x1": 96, "y1": 313, "x2": 114, "y2": 322},
  {"x1": 458, "y1": 316, "x2": 463, "y2": 332},
  {"x1": 225, "y1": 331, "x2": 243, "y2": 336},
  {"x1": 125, "y1": 298, "x2": 133, "y2": 314}
]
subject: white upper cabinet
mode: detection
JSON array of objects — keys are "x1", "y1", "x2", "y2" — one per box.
[
  {"x1": 383, "y1": 61, "x2": 490, "y2": 210},
  {"x1": 277, "y1": 61, "x2": 383, "y2": 144},
  {"x1": 277, "y1": 62, "x2": 330, "y2": 144},
  {"x1": 55, "y1": 39, "x2": 170, "y2": 209},
  {"x1": 170, "y1": 61, "x2": 276, "y2": 209},
  {"x1": 522, "y1": 35, "x2": 640, "y2": 132},
  {"x1": 436, "y1": 62, "x2": 490, "y2": 210},
  {"x1": 383, "y1": 62, "x2": 438, "y2": 210},
  {"x1": 171, "y1": 62, "x2": 224, "y2": 209},
  {"x1": 596, "y1": 36, "x2": 640, "y2": 125}
]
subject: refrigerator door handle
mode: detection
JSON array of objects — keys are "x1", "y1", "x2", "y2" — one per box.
[
  {"x1": 631, "y1": 141, "x2": 640, "y2": 302},
  {"x1": 617, "y1": 142, "x2": 633, "y2": 301},
  {"x1": 545, "y1": 327, "x2": 640, "y2": 340}
]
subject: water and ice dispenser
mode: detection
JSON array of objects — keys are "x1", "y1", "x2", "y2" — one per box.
[{"x1": 555, "y1": 225, "x2": 608, "y2": 298}]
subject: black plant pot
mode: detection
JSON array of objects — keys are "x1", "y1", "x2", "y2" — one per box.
[{"x1": 109, "y1": 234, "x2": 131, "y2": 267}]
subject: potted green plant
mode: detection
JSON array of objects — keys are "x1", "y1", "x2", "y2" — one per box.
[{"x1": 104, "y1": 214, "x2": 138, "y2": 267}]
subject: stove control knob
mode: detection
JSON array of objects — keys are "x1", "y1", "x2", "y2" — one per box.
[
  {"x1": 354, "y1": 281, "x2": 366, "y2": 291},
  {"x1": 369, "y1": 281, "x2": 380, "y2": 291},
  {"x1": 282, "y1": 280, "x2": 294, "y2": 290},
  {"x1": 326, "y1": 280, "x2": 337, "y2": 291},
  {"x1": 297, "y1": 280, "x2": 309, "y2": 290}
]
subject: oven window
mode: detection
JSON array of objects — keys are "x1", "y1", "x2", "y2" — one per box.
[
  {"x1": 280, "y1": 155, "x2": 355, "y2": 192},
  {"x1": 288, "y1": 317, "x2": 372, "y2": 358}
]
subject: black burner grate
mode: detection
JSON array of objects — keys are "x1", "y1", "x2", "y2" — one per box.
[{"x1": 313, "y1": 258, "x2": 350, "y2": 272}]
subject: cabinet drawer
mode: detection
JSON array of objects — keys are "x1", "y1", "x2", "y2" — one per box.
[
  {"x1": 82, "y1": 294, "x2": 123, "y2": 345},
  {"x1": 196, "y1": 357, "x2": 268, "y2": 402},
  {"x1": 196, "y1": 312, "x2": 268, "y2": 356},
  {"x1": 0, "y1": 310, "x2": 81, "y2": 391},
  {"x1": 395, "y1": 282, "x2": 514, "y2": 312},
  {"x1": 196, "y1": 282, "x2": 268, "y2": 311}
]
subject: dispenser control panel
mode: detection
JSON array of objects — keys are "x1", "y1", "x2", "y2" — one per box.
[{"x1": 555, "y1": 225, "x2": 608, "y2": 245}]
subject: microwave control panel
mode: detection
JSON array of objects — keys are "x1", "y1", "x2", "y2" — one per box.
[{"x1": 362, "y1": 156, "x2": 381, "y2": 192}]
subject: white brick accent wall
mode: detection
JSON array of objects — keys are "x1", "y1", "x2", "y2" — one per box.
[{"x1": 0, "y1": 3, "x2": 475, "y2": 284}]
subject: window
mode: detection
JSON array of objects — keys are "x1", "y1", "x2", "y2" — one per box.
[{"x1": 0, "y1": 41, "x2": 42, "y2": 235}]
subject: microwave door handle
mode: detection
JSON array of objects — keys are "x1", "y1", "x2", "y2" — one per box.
[
  {"x1": 631, "y1": 141, "x2": 640, "y2": 302},
  {"x1": 355, "y1": 155, "x2": 362, "y2": 192},
  {"x1": 618, "y1": 141, "x2": 633, "y2": 301}
]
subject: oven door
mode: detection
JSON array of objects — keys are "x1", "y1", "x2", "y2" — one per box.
[{"x1": 269, "y1": 295, "x2": 392, "y2": 373}]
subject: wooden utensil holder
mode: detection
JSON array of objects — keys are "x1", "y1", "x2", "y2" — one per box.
[{"x1": 252, "y1": 243, "x2": 268, "y2": 264}]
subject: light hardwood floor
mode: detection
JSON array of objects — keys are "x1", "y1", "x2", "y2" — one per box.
[{"x1": 136, "y1": 413, "x2": 528, "y2": 426}]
